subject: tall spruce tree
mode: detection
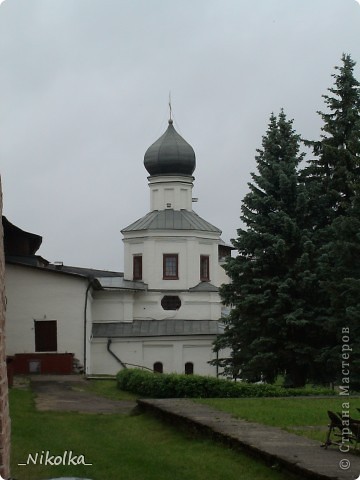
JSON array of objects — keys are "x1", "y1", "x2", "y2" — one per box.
[
  {"x1": 216, "y1": 111, "x2": 317, "y2": 387},
  {"x1": 303, "y1": 54, "x2": 360, "y2": 387}
]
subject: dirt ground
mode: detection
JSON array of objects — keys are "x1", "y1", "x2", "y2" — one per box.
[{"x1": 20, "y1": 375, "x2": 137, "y2": 415}]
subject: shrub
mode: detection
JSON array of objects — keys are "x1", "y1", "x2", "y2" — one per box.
[{"x1": 116, "y1": 369, "x2": 334, "y2": 398}]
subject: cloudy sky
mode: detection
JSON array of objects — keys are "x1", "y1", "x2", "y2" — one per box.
[{"x1": 1, "y1": 0, "x2": 360, "y2": 271}]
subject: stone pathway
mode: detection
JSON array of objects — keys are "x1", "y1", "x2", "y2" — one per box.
[
  {"x1": 138, "y1": 398, "x2": 360, "y2": 480},
  {"x1": 29, "y1": 375, "x2": 137, "y2": 414}
]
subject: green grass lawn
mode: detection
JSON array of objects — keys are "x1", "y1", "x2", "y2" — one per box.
[
  {"x1": 197, "y1": 396, "x2": 360, "y2": 443},
  {"x1": 9, "y1": 384, "x2": 301, "y2": 480},
  {"x1": 83, "y1": 377, "x2": 138, "y2": 401}
]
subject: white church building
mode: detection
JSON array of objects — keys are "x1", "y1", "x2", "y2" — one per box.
[{"x1": 5, "y1": 119, "x2": 231, "y2": 376}]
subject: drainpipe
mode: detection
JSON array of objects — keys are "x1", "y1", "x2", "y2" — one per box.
[
  {"x1": 107, "y1": 339, "x2": 127, "y2": 369},
  {"x1": 106, "y1": 339, "x2": 153, "y2": 371},
  {"x1": 83, "y1": 278, "x2": 94, "y2": 375}
]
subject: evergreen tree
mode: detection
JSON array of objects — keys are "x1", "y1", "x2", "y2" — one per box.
[
  {"x1": 216, "y1": 111, "x2": 317, "y2": 387},
  {"x1": 304, "y1": 54, "x2": 360, "y2": 223},
  {"x1": 303, "y1": 54, "x2": 360, "y2": 387}
]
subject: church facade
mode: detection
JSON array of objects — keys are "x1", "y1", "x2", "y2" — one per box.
[{"x1": 5, "y1": 119, "x2": 231, "y2": 376}]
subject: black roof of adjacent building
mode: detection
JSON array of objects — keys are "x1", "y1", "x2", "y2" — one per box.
[{"x1": 2, "y1": 216, "x2": 42, "y2": 256}]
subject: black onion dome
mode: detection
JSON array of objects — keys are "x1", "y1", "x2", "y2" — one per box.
[{"x1": 144, "y1": 120, "x2": 196, "y2": 176}]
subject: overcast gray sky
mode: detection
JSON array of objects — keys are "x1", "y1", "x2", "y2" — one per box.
[{"x1": 1, "y1": 0, "x2": 360, "y2": 271}]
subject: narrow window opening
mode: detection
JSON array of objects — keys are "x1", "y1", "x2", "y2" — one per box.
[
  {"x1": 200, "y1": 255, "x2": 210, "y2": 282},
  {"x1": 133, "y1": 255, "x2": 142, "y2": 280},
  {"x1": 153, "y1": 362, "x2": 163, "y2": 373},
  {"x1": 185, "y1": 362, "x2": 194, "y2": 375}
]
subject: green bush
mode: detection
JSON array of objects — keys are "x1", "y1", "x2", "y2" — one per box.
[{"x1": 116, "y1": 369, "x2": 334, "y2": 398}]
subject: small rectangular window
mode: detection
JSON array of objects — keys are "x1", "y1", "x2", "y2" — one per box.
[
  {"x1": 35, "y1": 320, "x2": 57, "y2": 352},
  {"x1": 163, "y1": 254, "x2": 179, "y2": 279},
  {"x1": 133, "y1": 255, "x2": 142, "y2": 280},
  {"x1": 200, "y1": 255, "x2": 210, "y2": 281}
]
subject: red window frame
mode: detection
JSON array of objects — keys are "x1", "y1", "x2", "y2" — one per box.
[
  {"x1": 200, "y1": 255, "x2": 210, "y2": 281},
  {"x1": 133, "y1": 255, "x2": 142, "y2": 280},
  {"x1": 163, "y1": 254, "x2": 179, "y2": 280}
]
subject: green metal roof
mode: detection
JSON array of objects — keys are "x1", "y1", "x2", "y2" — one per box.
[{"x1": 122, "y1": 209, "x2": 221, "y2": 234}]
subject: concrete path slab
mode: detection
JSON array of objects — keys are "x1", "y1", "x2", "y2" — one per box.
[
  {"x1": 138, "y1": 398, "x2": 360, "y2": 480},
  {"x1": 29, "y1": 376, "x2": 137, "y2": 414}
]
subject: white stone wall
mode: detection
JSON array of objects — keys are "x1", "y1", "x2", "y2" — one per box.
[
  {"x1": 5, "y1": 264, "x2": 87, "y2": 366},
  {"x1": 149, "y1": 175, "x2": 194, "y2": 211},
  {"x1": 92, "y1": 290, "x2": 134, "y2": 322},
  {"x1": 124, "y1": 232, "x2": 221, "y2": 290},
  {"x1": 91, "y1": 336, "x2": 220, "y2": 376},
  {"x1": 133, "y1": 291, "x2": 221, "y2": 321},
  {"x1": 218, "y1": 261, "x2": 230, "y2": 286}
]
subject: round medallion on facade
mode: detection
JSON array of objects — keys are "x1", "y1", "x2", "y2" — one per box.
[{"x1": 144, "y1": 119, "x2": 196, "y2": 176}]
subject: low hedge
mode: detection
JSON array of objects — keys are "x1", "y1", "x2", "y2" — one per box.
[{"x1": 116, "y1": 368, "x2": 334, "y2": 398}]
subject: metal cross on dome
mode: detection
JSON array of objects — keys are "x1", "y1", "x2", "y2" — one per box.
[{"x1": 168, "y1": 92, "x2": 173, "y2": 122}]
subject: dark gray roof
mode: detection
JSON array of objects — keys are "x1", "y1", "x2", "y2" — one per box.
[
  {"x1": 219, "y1": 238, "x2": 236, "y2": 250},
  {"x1": 144, "y1": 120, "x2": 196, "y2": 176},
  {"x1": 122, "y1": 209, "x2": 221, "y2": 233},
  {"x1": 189, "y1": 282, "x2": 219, "y2": 292},
  {"x1": 92, "y1": 319, "x2": 224, "y2": 338},
  {"x1": 3, "y1": 216, "x2": 42, "y2": 256},
  {"x1": 6, "y1": 255, "x2": 49, "y2": 267},
  {"x1": 95, "y1": 276, "x2": 147, "y2": 290},
  {"x1": 6, "y1": 259, "x2": 124, "y2": 282},
  {"x1": 46, "y1": 264, "x2": 123, "y2": 278}
]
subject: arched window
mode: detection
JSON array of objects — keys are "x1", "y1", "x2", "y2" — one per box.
[
  {"x1": 185, "y1": 362, "x2": 194, "y2": 375},
  {"x1": 153, "y1": 362, "x2": 163, "y2": 374}
]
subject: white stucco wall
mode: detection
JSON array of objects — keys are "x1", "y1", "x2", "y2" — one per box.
[
  {"x1": 218, "y1": 261, "x2": 230, "y2": 286},
  {"x1": 132, "y1": 291, "x2": 221, "y2": 321},
  {"x1": 123, "y1": 232, "x2": 221, "y2": 289},
  {"x1": 5, "y1": 264, "x2": 88, "y2": 368},
  {"x1": 91, "y1": 336, "x2": 220, "y2": 376},
  {"x1": 149, "y1": 175, "x2": 194, "y2": 211},
  {"x1": 92, "y1": 290, "x2": 134, "y2": 322}
]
